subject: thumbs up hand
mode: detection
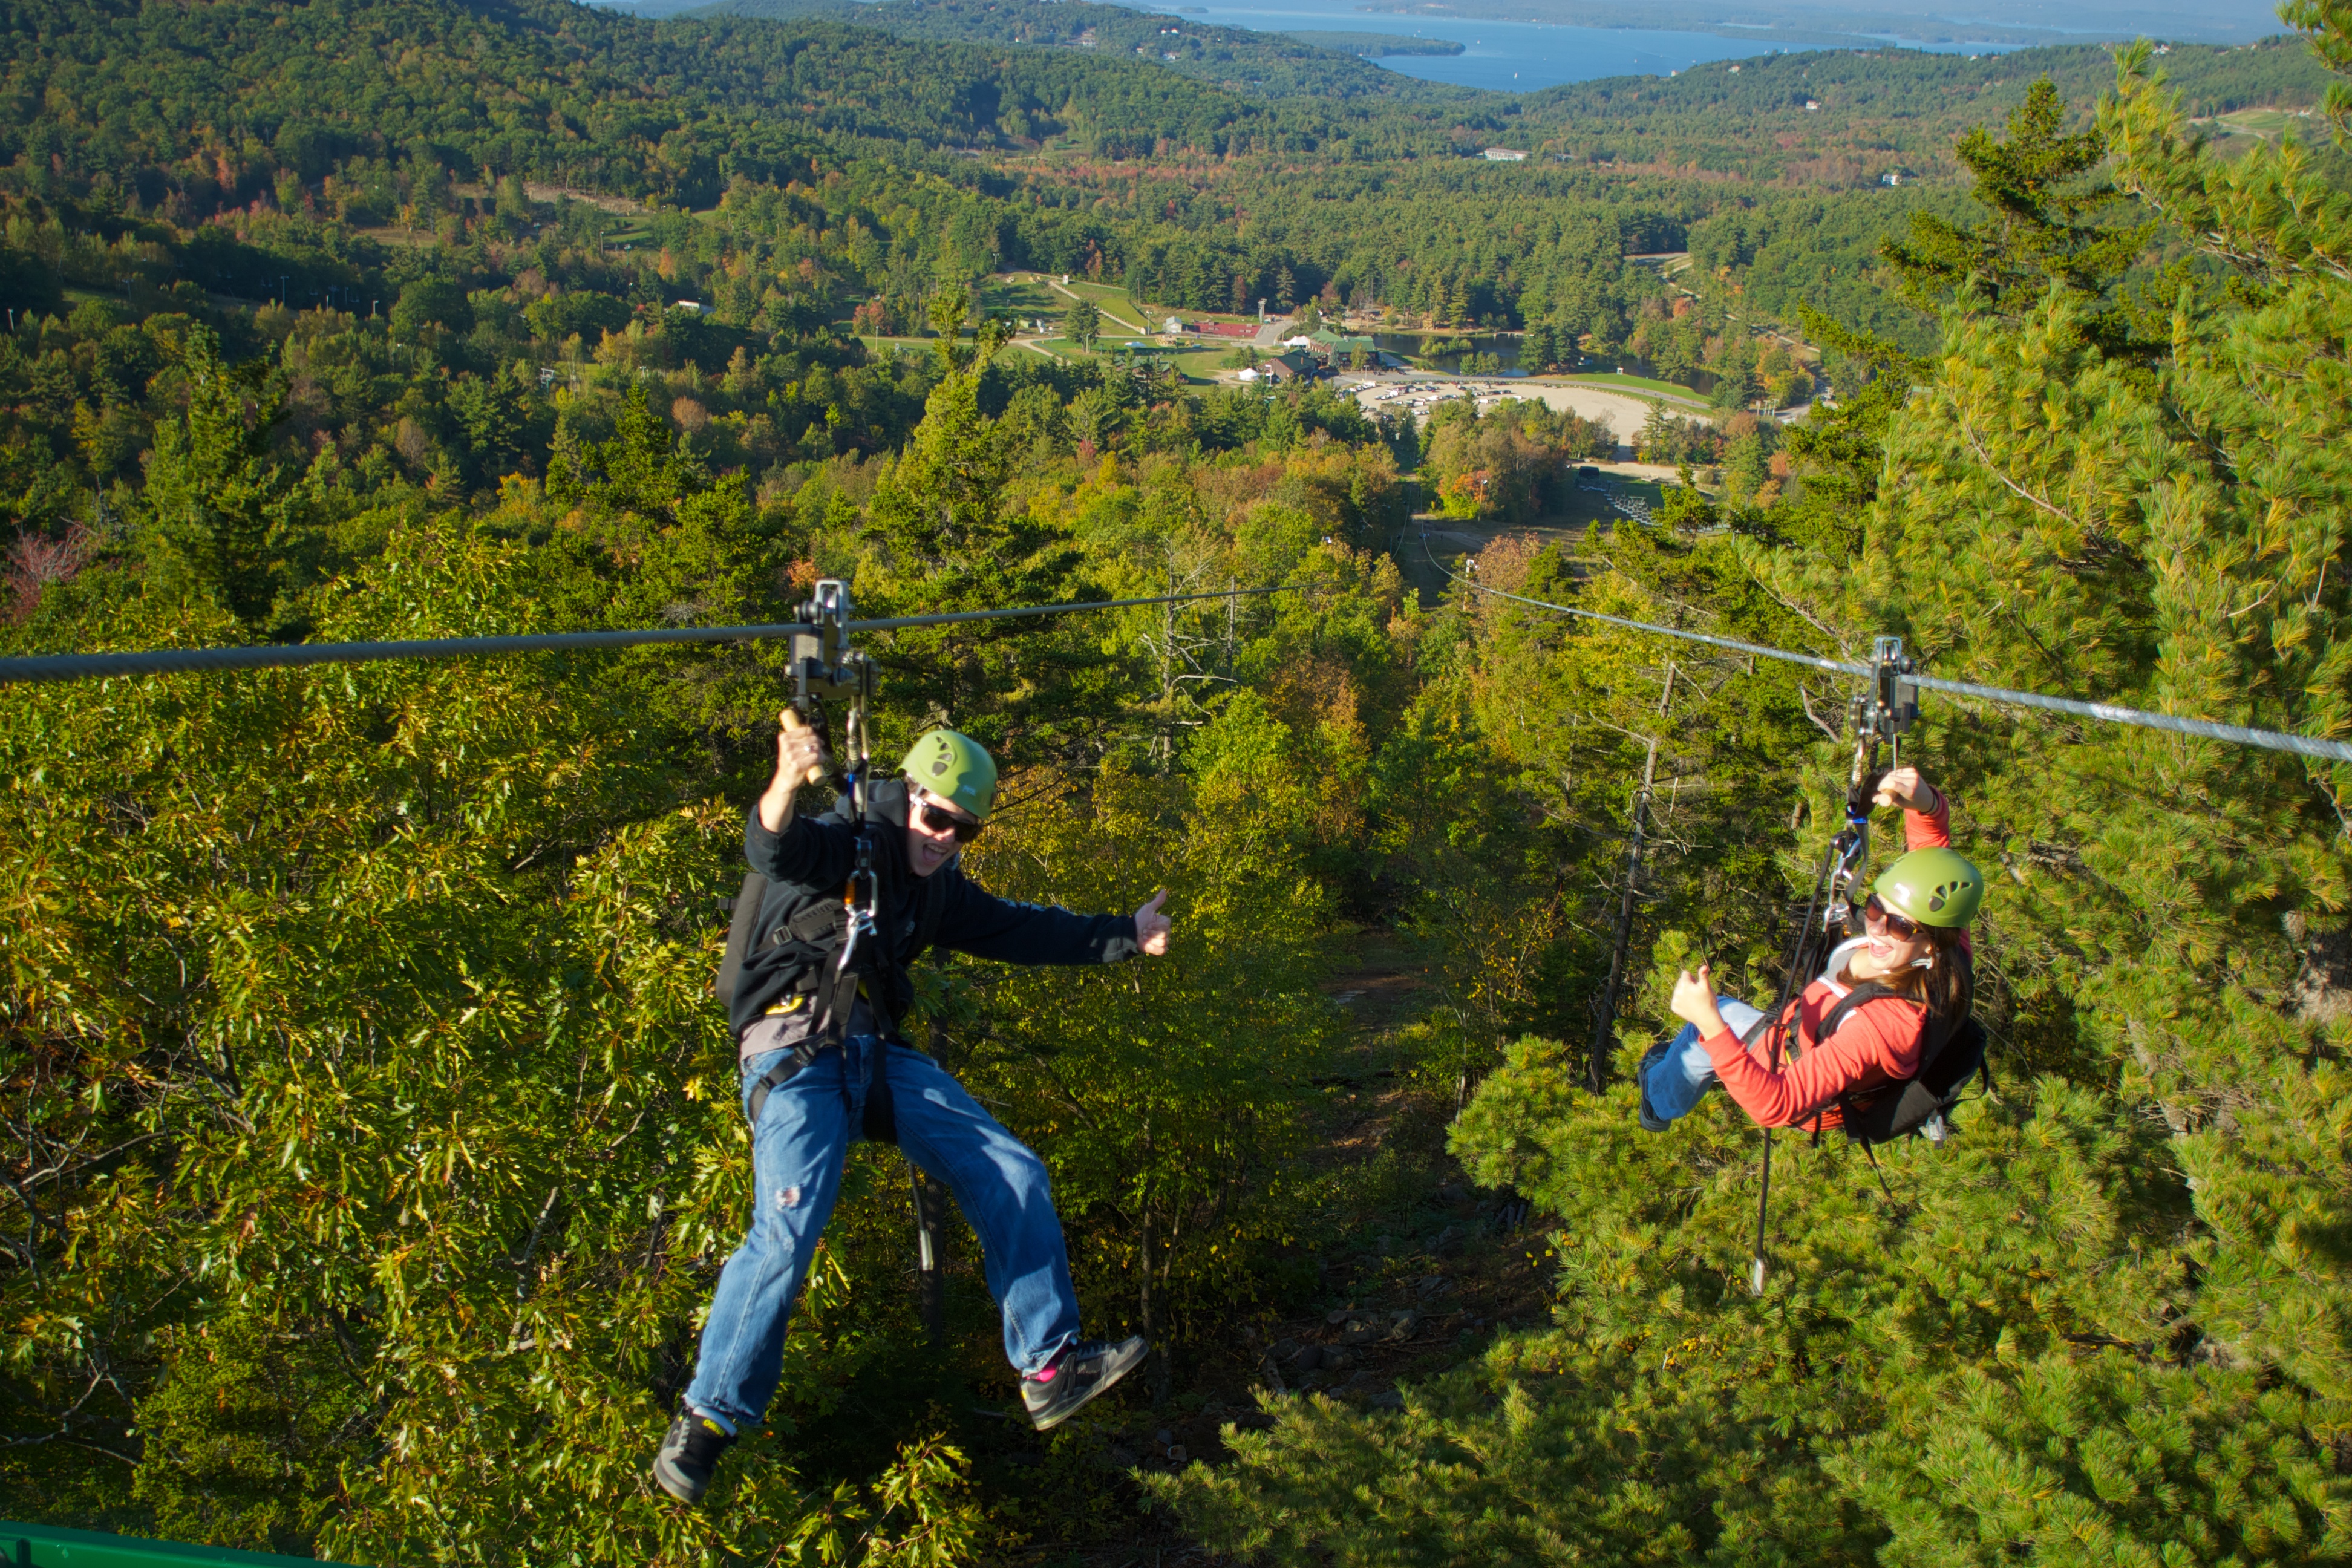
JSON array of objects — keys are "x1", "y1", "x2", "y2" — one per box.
[
  {"x1": 1134, "y1": 889, "x2": 1172, "y2": 956},
  {"x1": 1670, "y1": 964, "x2": 1726, "y2": 1036}
]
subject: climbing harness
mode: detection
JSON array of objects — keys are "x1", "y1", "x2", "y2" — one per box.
[{"x1": 1815, "y1": 981, "x2": 1990, "y2": 1148}]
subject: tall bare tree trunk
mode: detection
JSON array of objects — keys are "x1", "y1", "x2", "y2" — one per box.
[{"x1": 1137, "y1": 1120, "x2": 1169, "y2": 1405}]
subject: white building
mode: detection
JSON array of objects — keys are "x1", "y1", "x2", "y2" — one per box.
[{"x1": 1481, "y1": 148, "x2": 1529, "y2": 162}]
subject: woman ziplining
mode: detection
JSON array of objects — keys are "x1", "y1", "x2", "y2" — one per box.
[{"x1": 1636, "y1": 765, "x2": 1985, "y2": 1138}]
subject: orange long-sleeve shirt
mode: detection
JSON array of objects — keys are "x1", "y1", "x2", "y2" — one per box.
[{"x1": 1700, "y1": 789, "x2": 1962, "y2": 1129}]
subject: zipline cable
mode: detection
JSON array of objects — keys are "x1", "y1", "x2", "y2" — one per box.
[
  {"x1": 0, "y1": 583, "x2": 1318, "y2": 685},
  {"x1": 1429, "y1": 539, "x2": 2352, "y2": 766}
]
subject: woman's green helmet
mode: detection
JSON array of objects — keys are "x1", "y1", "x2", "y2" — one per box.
[
  {"x1": 900, "y1": 729, "x2": 998, "y2": 822},
  {"x1": 1873, "y1": 846, "x2": 1984, "y2": 928}
]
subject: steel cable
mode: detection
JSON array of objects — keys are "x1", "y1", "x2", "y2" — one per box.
[
  {"x1": 0, "y1": 583, "x2": 1316, "y2": 685},
  {"x1": 1442, "y1": 558, "x2": 2352, "y2": 766}
]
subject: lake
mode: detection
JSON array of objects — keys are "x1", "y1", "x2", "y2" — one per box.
[{"x1": 1145, "y1": 0, "x2": 2011, "y2": 91}]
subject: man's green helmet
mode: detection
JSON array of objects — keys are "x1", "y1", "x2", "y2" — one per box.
[
  {"x1": 1873, "y1": 846, "x2": 1984, "y2": 928},
  {"x1": 900, "y1": 729, "x2": 998, "y2": 822}
]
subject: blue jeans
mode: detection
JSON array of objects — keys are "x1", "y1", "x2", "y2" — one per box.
[
  {"x1": 1644, "y1": 997, "x2": 1765, "y2": 1124},
  {"x1": 684, "y1": 1034, "x2": 1082, "y2": 1431}
]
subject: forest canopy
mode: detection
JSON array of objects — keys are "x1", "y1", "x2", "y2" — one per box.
[{"x1": 4, "y1": 0, "x2": 2352, "y2": 1563}]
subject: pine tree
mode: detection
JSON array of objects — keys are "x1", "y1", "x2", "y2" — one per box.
[
  {"x1": 138, "y1": 325, "x2": 300, "y2": 629},
  {"x1": 861, "y1": 295, "x2": 1102, "y2": 757},
  {"x1": 1878, "y1": 78, "x2": 2155, "y2": 359},
  {"x1": 1757, "y1": 303, "x2": 1926, "y2": 560},
  {"x1": 1520, "y1": 322, "x2": 1556, "y2": 372}
]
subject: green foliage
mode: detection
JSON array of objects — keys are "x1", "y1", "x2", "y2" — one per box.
[
  {"x1": 11, "y1": 1, "x2": 2352, "y2": 1561},
  {"x1": 958, "y1": 742, "x2": 1338, "y2": 1367},
  {"x1": 709, "y1": 0, "x2": 1452, "y2": 102},
  {"x1": 1765, "y1": 302, "x2": 1924, "y2": 559},
  {"x1": 130, "y1": 1316, "x2": 366, "y2": 1555},
  {"x1": 1152, "y1": 20, "x2": 2352, "y2": 1568},
  {"x1": 136, "y1": 325, "x2": 309, "y2": 629},
  {"x1": 2285, "y1": 0, "x2": 2352, "y2": 145},
  {"x1": 0, "y1": 523, "x2": 998, "y2": 1558},
  {"x1": 1422, "y1": 397, "x2": 1615, "y2": 523},
  {"x1": 1879, "y1": 78, "x2": 2156, "y2": 358}
]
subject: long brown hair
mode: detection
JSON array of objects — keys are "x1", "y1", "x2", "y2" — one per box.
[{"x1": 1873, "y1": 926, "x2": 1975, "y2": 1039}]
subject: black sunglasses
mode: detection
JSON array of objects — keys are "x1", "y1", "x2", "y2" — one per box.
[
  {"x1": 916, "y1": 800, "x2": 984, "y2": 843},
  {"x1": 1863, "y1": 894, "x2": 1921, "y2": 939}
]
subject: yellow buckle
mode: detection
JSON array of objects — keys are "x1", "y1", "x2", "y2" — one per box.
[{"x1": 763, "y1": 995, "x2": 808, "y2": 1018}]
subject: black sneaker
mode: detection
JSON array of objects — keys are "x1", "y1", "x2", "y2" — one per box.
[
  {"x1": 1636, "y1": 1039, "x2": 1673, "y2": 1132},
  {"x1": 652, "y1": 1404, "x2": 736, "y2": 1504},
  {"x1": 1021, "y1": 1336, "x2": 1148, "y2": 1431}
]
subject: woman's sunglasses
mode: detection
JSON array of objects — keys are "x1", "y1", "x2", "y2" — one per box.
[
  {"x1": 1863, "y1": 894, "x2": 1921, "y2": 940},
  {"x1": 916, "y1": 800, "x2": 985, "y2": 844}
]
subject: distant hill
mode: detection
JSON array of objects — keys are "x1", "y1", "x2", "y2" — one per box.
[
  {"x1": 693, "y1": 0, "x2": 1475, "y2": 99},
  {"x1": 0, "y1": 0, "x2": 1474, "y2": 206}
]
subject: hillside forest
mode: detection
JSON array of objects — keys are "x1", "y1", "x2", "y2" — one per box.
[{"x1": 4, "y1": 0, "x2": 2352, "y2": 1563}]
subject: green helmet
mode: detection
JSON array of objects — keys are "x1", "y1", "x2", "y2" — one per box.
[
  {"x1": 900, "y1": 728, "x2": 998, "y2": 822},
  {"x1": 1873, "y1": 846, "x2": 1984, "y2": 928}
]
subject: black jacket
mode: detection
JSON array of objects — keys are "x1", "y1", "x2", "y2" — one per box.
[{"x1": 727, "y1": 778, "x2": 1142, "y2": 1037}]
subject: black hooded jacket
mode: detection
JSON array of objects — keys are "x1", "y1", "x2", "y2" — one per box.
[{"x1": 727, "y1": 777, "x2": 1142, "y2": 1039}]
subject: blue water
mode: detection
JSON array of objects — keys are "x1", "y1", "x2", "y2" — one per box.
[
  {"x1": 1157, "y1": 0, "x2": 1761, "y2": 87},
  {"x1": 1148, "y1": 0, "x2": 2024, "y2": 90}
]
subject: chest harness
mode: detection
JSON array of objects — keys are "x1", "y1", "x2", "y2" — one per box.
[{"x1": 709, "y1": 580, "x2": 942, "y2": 1143}]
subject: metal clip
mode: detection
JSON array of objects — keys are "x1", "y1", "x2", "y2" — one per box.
[
  {"x1": 835, "y1": 897, "x2": 867, "y2": 966},
  {"x1": 1870, "y1": 635, "x2": 1918, "y2": 743},
  {"x1": 793, "y1": 579, "x2": 863, "y2": 708},
  {"x1": 1826, "y1": 827, "x2": 1870, "y2": 936}
]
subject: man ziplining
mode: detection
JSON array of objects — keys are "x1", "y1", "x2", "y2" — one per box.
[{"x1": 654, "y1": 711, "x2": 1173, "y2": 1506}]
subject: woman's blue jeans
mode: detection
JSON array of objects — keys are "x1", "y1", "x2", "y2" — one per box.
[
  {"x1": 1644, "y1": 997, "x2": 1765, "y2": 1124},
  {"x1": 684, "y1": 1035, "x2": 1081, "y2": 1431}
]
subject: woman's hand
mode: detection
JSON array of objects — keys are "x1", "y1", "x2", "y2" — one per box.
[
  {"x1": 1670, "y1": 964, "x2": 1726, "y2": 1035},
  {"x1": 1873, "y1": 765, "x2": 1939, "y2": 814}
]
